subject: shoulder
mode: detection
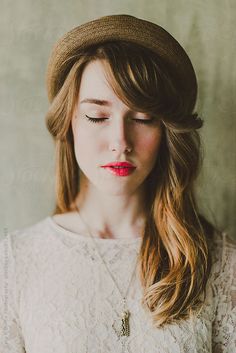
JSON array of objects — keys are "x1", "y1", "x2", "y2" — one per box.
[
  {"x1": 0, "y1": 217, "x2": 55, "y2": 263},
  {"x1": 0, "y1": 218, "x2": 52, "y2": 300},
  {"x1": 207, "y1": 229, "x2": 236, "y2": 292},
  {"x1": 209, "y1": 231, "x2": 236, "y2": 350},
  {"x1": 51, "y1": 211, "x2": 91, "y2": 236},
  {"x1": 208, "y1": 229, "x2": 236, "y2": 265}
]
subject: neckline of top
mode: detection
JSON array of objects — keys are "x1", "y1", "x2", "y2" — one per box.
[{"x1": 47, "y1": 216, "x2": 143, "y2": 244}]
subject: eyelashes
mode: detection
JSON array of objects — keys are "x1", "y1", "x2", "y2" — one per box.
[
  {"x1": 84, "y1": 115, "x2": 154, "y2": 125},
  {"x1": 85, "y1": 115, "x2": 107, "y2": 123}
]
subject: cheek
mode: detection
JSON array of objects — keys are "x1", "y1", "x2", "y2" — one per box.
[
  {"x1": 72, "y1": 123, "x2": 101, "y2": 165},
  {"x1": 137, "y1": 130, "x2": 162, "y2": 157}
]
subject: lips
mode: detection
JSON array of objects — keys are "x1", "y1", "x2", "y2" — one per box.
[
  {"x1": 101, "y1": 162, "x2": 136, "y2": 168},
  {"x1": 101, "y1": 161, "x2": 136, "y2": 176}
]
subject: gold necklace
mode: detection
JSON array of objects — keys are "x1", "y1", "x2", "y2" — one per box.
[{"x1": 75, "y1": 206, "x2": 141, "y2": 348}]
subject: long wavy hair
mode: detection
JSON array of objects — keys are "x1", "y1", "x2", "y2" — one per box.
[{"x1": 45, "y1": 41, "x2": 214, "y2": 327}]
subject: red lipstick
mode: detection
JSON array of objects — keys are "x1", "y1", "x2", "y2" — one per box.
[{"x1": 101, "y1": 161, "x2": 136, "y2": 176}]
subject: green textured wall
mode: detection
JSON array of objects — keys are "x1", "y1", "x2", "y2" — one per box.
[{"x1": 0, "y1": 0, "x2": 235, "y2": 239}]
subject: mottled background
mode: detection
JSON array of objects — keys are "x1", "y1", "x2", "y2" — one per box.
[{"x1": 0, "y1": 0, "x2": 235, "y2": 239}]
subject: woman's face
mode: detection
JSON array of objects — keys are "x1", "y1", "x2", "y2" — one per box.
[{"x1": 71, "y1": 59, "x2": 162, "y2": 196}]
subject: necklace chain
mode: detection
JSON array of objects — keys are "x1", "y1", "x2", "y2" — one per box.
[{"x1": 75, "y1": 206, "x2": 140, "y2": 346}]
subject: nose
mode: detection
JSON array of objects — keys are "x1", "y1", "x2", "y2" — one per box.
[{"x1": 108, "y1": 117, "x2": 133, "y2": 155}]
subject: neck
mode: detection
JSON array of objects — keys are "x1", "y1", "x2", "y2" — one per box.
[{"x1": 74, "y1": 176, "x2": 148, "y2": 240}]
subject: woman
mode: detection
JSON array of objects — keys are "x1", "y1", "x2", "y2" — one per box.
[{"x1": 0, "y1": 14, "x2": 235, "y2": 353}]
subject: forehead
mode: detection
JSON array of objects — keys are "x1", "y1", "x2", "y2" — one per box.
[
  {"x1": 78, "y1": 59, "x2": 126, "y2": 109},
  {"x1": 79, "y1": 60, "x2": 111, "y2": 98}
]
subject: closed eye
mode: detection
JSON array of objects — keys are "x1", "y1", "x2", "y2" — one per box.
[
  {"x1": 85, "y1": 115, "x2": 108, "y2": 123},
  {"x1": 85, "y1": 115, "x2": 154, "y2": 125},
  {"x1": 132, "y1": 118, "x2": 154, "y2": 125}
]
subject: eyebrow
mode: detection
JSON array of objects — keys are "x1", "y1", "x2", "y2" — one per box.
[{"x1": 80, "y1": 98, "x2": 112, "y2": 106}]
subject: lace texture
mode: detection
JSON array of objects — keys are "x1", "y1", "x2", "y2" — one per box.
[{"x1": 0, "y1": 217, "x2": 235, "y2": 353}]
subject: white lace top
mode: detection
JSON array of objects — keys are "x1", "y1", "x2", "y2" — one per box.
[{"x1": 0, "y1": 216, "x2": 235, "y2": 353}]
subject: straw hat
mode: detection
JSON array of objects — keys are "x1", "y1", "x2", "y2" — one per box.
[{"x1": 46, "y1": 14, "x2": 197, "y2": 108}]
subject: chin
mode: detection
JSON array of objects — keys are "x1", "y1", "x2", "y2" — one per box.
[{"x1": 94, "y1": 179, "x2": 143, "y2": 196}]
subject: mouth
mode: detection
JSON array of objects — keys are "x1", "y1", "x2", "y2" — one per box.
[
  {"x1": 101, "y1": 162, "x2": 136, "y2": 176},
  {"x1": 101, "y1": 166, "x2": 136, "y2": 176},
  {"x1": 101, "y1": 161, "x2": 136, "y2": 168}
]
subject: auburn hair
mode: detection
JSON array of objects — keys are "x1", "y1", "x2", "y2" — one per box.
[{"x1": 45, "y1": 41, "x2": 214, "y2": 327}]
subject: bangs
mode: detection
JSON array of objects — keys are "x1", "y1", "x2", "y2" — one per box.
[{"x1": 91, "y1": 41, "x2": 184, "y2": 122}]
